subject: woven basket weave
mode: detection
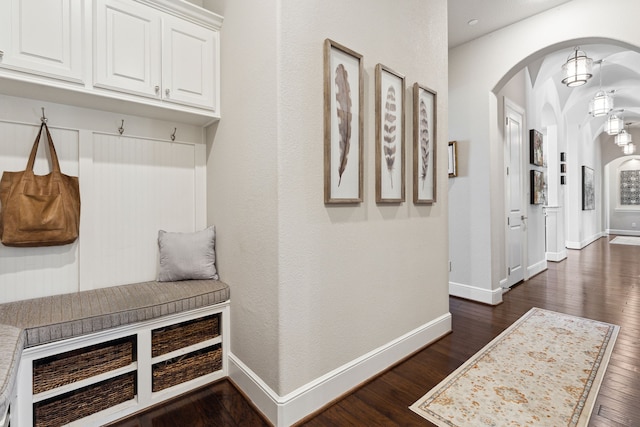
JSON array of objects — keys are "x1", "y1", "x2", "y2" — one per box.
[
  {"x1": 151, "y1": 314, "x2": 219, "y2": 357},
  {"x1": 34, "y1": 372, "x2": 136, "y2": 427},
  {"x1": 33, "y1": 337, "x2": 135, "y2": 394},
  {"x1": 152, "y1": 345, "x2": 222, "y2": 392}
]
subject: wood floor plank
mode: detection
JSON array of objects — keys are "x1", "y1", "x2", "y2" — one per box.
[{"x1": 112, "y1": 237, "x2": 640, "y2": 426}]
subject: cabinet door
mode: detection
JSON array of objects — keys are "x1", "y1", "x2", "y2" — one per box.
[
  {"x1": 162, "y1": 16, "x2": 216, "y2": 110},
  {"x1": 0, "y1": 0, "x2": 83, "y2": 82},
  {"x1": 94, "y1": 0, "x2": 161, "y2": 99}
]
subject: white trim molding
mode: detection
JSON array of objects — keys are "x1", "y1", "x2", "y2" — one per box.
[
  {"x1": 229, "y1": 313, "x2": 452, "y2": 427},
  {"x1": 566, "y1": 232, "x2": 606, "y2": 249},
  {"x1": 449, "y1": 281, "x2": 503, "y2": 305},
  {"x1": 607, "y1": 228, "x2": 640, "y2": 237},
  {"x1": 546, "y1": 249, "x2": 567, "y2": 262},
  {"x1": 527, "y1": 259, "x2": 547, "y2": 278}
]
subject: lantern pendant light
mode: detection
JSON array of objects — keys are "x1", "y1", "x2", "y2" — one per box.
[
  {"x1": 605, "y1": 114, "x2": 623, "y2": 135},
  {"x1": 561, "y1": 47, "x2": 593, "y2": 87},
  {"x1": 589, "y1": 61, "x2": 613, "y2": 117},
  {"x1": 615, "y1": 123, "x2": 632, "y2": 146},
  {"x1": 623, "y1": 143, "x2": 636, "y2": 155}
]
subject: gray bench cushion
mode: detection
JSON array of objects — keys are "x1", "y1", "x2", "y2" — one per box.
[
  {"x1": 0, "y1": 324, "x2": 24, "y2": 420},
  {"x1": 0, "y1": 279, "x2": 230, "y2": 348}
]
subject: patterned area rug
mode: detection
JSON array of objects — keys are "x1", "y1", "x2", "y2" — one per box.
[
  {"x1": 610, "y1": 236, "x2": 640, "y2": 246},
  {"x1": 410, "y1": 308, "x2": 619, "y2": 427}
]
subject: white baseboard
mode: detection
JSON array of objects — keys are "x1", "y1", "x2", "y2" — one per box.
[
  {"x1": 566, "y1": 232, "x2": 605, "y2": 249},
  {"x1": 229, "y1": 313, "x2": 452, "y2": 427},
  {"x1": 607, "y1": 228, "x2": 640, "y2": 237},
  {"x1": 449, "y1": 281, "x2": 503, "y2": 305},
  {"x1": 527, "y1": 259, "x2": 547, "y2": 278},
  {"x1": 546, "y1": 250, "x2": 567, "y2": 262}
]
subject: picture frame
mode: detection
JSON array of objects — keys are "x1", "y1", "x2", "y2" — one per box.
[
  {"x1": 413, "y1": 83, "x2": 437, "y2": 204},
  {"x1": 582, "y1": 165, "x2": 595, "y2": 210},
  {"x1": 529, "y1": 129, "x2": 544, "y2": 166},
  {"x1": 375, "y1": 64, "x2": 405, "y2": 203},
  {"x1": 561, "y1": 175, "x2": 566, "y2": 185},
  {"x1": 560, "y1": 163, "x2": 566, "y2": 173},
  {"x1": 560, "y1": 152, "x2": 566, "y2": 162},
  {"x1": 448, "y1": 141, "x2": 458, "y2": 177},
  {"x1": 530, "y1": 170, "x2": 544, "y2": 204},
  {"x1": 324, "y1": 39, "x2": 363, "y2": 204}
]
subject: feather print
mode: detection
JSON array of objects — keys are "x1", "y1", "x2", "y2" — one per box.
[
  {"x1": 335, "y1": 64, "x2": 352, "y2": 186},
  {"x1": 383, "y1": 86, "x2": 397, "y2": 188},
  {"x1": 419, "y1": 98, "x2": 430, "y2": 189}
]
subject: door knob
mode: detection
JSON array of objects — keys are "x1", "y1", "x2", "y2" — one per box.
[{"x1": 521, "y1": 215, "x2": 528, "y2": 220}]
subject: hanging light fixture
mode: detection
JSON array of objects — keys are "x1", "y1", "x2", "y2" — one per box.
[
  {"x1": 605, "y1": 113, "x2": 624, "y2": 135},
  {"x1": 615, "y1": 123, "x2": 632, "y2": 146},
  {"x1": 589, "y1": 61, "x2": 613, "y2": 117},
  {"x1": 622, "y1": 143, "x2": 636, "y2": 155},
  {"x1": 561, "y1": 47, "x2": 593, "y2": 87}
]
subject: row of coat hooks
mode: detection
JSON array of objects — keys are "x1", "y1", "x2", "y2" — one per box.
[
  {"x1": 117, "y1": 119, "x2": 177, "y2": 141},
  {"x1": 39, "y1": 107, "x2": 178, "y2": 141}
]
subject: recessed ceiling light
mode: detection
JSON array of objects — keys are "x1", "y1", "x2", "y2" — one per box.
[{"x1": 468, "y1": 19, "x2": 479, "y2": 26}]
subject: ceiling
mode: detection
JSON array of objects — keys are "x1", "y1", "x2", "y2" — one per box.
[
  {"x1": 448, "y1": 0, "x2": 573, "y2": 49},
  {"x1": 448, "y1": 0, "x2": 640, "y2": 142}
]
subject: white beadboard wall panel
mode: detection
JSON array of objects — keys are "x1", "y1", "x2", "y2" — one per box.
[
  {"x1": 0, "y1": 121, "x2": 80, "y2": 302},
  {"x1": 88, "y1": 133, "x2": 199, "y2": 289}
]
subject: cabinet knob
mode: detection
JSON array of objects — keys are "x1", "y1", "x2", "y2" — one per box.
[
  {"x1": 0, "y1": 50, "x2": 4, "y2": 59},
  {"x1": 165, "y1": 88, "x2": 170, "y2": 97},
  {"x1": 154, "y1": 85, "x2": 160, "y2": 95}
]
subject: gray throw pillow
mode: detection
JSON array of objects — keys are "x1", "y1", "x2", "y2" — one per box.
[{"x1": 158, "y1": 226, "x2": 219, "y2": 282}]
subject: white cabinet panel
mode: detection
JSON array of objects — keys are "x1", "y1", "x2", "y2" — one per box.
[
  {"x1": 0, "y1": 0, "x2": 83, "y2": 82},
  {"x1": 162, "y1": 16, "x2": 216, "y2": 110},
  {"x1": 94, "y1": 0, "x2": 162, "y2": 98}
]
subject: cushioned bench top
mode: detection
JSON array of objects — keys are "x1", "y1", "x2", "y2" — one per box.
[
  {"x1": 0, "y1": 279, "x2": 230, "y2": 348},
  {"x1": 0, "y1": 324, "x2": 23, "y2": 421}
]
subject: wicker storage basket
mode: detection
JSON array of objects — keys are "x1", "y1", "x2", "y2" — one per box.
[
  {"x1": 33, "y1": 372, "x2": 136, "y2": 427},
  {"x1": 152, "y1": 314, "x2": 219, "y2": 357},
  {"x1": 33, "y1": 337, "x2": 136, "y2": 394},
  {"x1": 152, "y1": 344, "x2": 222, "y2": 392}
]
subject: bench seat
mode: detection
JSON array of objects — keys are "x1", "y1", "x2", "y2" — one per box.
[{"x1": 0, "y1": 279, "x2": 230, "y2": 425}]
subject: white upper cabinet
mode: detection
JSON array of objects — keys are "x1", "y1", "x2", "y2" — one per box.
[
  {"x1": 0, "y1": 0, "x2": 222, "y2": 124},
  {"x1": 162, "y1": 16, "x2": 217, "y2": 110},
  {"x1": 94, "y1": 0, "x2": 162, "y2": 98},
  {"x1": 0, "y1": 0, "x2": 84, "y2": 83},
  {"x1": 95, "y1": 0, "x2": 218, "y2": 111}
]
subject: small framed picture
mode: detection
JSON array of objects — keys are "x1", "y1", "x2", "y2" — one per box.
[
  {"x1": 375, "y1": 64, "x2": 405, "y2": 203},
  {"x1": 323, "y1": 39, "x2": 363, "y2": 204},
  {"x1": 560, "y1": 163, "x2": 566, "y2": 173},
  {"x1": 530, "y1": 170, "x2": 544, "y2": 204},
  {"x1": 561, "y1": 175, "x2": 566, "y2": 185},
  {"x1": 448, "y1": 141, "x2": 457, "y2": 177},
  {"x1": 530, "y1": 129, "x2": 543, "y2": 166},
  {"x1": 560, "y1": 152, "x2": 566, "y2": 162},
  {"x1": 413, "y1": 83, "x2": 437, "y2": 204}
]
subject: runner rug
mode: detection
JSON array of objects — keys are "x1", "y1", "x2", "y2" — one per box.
[
  {"x1": 610, "y1": 236, "x2": 640, "y2": 246},
  {"x1": 410, "y1": 308, "x2": 619, "y2": 427}
]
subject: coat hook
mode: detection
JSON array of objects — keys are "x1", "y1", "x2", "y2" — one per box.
[
  {"x1": 171, "y1": 127, "x2": 177, "y2": 141},
  {"x1": 41, "y1": 107, "x2": 48, "y2": 124},
  {"x1": 118, "y1": 119, "x2": 124, "y2": 135}
]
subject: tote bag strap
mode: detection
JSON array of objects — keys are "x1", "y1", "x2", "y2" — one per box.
[{"x1": 25, "y1": 122, "x2": 61, "y2": 173}]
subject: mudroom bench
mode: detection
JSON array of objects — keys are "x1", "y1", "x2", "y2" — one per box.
[{"x1": 0, "y1": 279, "x2": 230, "y2": 427}]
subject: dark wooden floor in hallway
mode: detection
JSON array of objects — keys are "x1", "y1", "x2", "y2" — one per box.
[{"x1": 109, "y1": 236, "x2": 640, "y2": 426}]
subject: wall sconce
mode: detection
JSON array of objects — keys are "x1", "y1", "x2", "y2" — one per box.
[{"x1": 561, "y1": 47, "x2": 593, "y2": 87}]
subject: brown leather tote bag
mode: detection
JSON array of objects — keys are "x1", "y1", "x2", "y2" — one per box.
[{"x1": 0, "y1": 122, "x2": 80, "y2": 247}]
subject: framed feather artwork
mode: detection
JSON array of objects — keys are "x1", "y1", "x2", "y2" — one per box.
[
  {"x1": 413, "y1": 83, "x2": 437, "y2": 204},
  {"x1": 375, "y1": 64, "x2": 405, "y2": 203},
  {"x1": 323, "y1": 39, "x2": 363, "y2": 204},
  {"x1": 529, "y1": 129, "x2": 544, "y2": 166}
]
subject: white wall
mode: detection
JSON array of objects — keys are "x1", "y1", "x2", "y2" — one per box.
[
  {"x1": 605, "y1": 154, "x2": 640, "y2": 235},
  {"x1": 205, "y1": 0, "x2": 450, "y2": 424},
  {"x1": 449, "y1": 0, "x2": 640, "y2": 302}
]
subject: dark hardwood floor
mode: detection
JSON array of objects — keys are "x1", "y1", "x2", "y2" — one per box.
[{"x1": 110, "y1": 236, "x2": 640, "y2": 426}]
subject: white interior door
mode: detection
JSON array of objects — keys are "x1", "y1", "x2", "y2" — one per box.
[{"x1": 505, "y1": 99, "x2": 526, "y2": 287}]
